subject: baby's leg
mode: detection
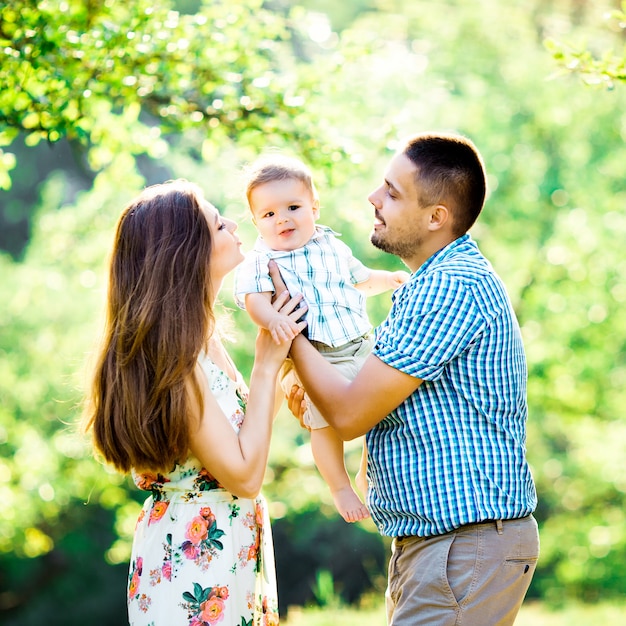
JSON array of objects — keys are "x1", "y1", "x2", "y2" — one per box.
[
  {"x1": 355, "y1": 442, "x2": 368, "y2": 499},
  {"x1": 310, "y1": 426, "x2": 369, "y2": 523}
]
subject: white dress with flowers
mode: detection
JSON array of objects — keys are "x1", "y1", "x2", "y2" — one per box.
[{"x1": 127, "y1": 356, "x2": 279, "y2": 626}]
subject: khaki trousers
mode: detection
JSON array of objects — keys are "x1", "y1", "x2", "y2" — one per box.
[{"x1": 386, "y1": 515, "x2": 540, "y2": 626}]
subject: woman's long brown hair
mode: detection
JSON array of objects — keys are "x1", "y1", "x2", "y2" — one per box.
[{"x1": 84, "y1": 180, "x2": 214, "y2": 473}]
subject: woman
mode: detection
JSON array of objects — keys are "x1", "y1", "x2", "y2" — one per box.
[{"x1": 83, "y1": 180, "x2": 306, "y2": 625}]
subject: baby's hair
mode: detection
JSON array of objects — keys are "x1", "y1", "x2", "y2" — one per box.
[{"x1": 244, "y1": 154, "x2": 318, "y2": 205}]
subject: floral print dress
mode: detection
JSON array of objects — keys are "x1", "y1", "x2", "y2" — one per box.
[{"x1": 127, "y1": 356, "x2": 279, "y2": 626}]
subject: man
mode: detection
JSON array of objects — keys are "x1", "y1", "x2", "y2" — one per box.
[{"x1": 272, "y1": 132, "x2": 539, "y2": 625}]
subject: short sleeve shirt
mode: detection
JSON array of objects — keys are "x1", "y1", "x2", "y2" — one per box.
[
  {"x1": 234, "y1": 225, "x2": 372, "y2": 347},
  {"x1": 367, "y1": 235, "x2": 537, "y2": 537}
]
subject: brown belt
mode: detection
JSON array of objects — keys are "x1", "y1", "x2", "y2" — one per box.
[{"x1": 396, "y1": 514, "x2": 532, "y2": 541}]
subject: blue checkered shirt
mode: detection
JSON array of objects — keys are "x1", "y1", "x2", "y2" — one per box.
[
  {"x1": 368, "y1": 234, "x2": 537, "y2": 537},
  {"x1": 234, "y1": 225, "x2": 372, "y2": 347}
]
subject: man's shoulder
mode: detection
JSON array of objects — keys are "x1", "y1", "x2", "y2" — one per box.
[{"x1": 428, "y1": 240, "x2": 492, "y2": 283}]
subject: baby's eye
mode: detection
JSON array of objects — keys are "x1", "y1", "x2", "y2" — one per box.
[
  {"x1": 262, "y1": 211, "x2": 274, "y2": 218},
  {"x1": 288, "y1": 205, "x2": 300, "y2": 211}
]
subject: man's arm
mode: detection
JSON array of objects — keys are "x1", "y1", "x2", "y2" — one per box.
[
  {"x1": 288, "y1": 335, "x2": 421, "y2": 439},
  {"x1": 267, "y1": 260, "x2": 421, "y2": 439}
]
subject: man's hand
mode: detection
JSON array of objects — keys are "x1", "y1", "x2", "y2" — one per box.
[
  {"x1": 287, "y1": 384, "x2": 309, "y2": 430},
  {"x1": 269, "y1": 260, "x2": 311, "y2": 429}
]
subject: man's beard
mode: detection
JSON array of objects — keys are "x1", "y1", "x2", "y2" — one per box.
[{"x1": 370, "y1": 229, "x2": 419, "y2": 259}]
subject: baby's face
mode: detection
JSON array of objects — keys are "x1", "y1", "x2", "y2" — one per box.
[{"x1": 249, "y1": 178, "x2": 319, "y2": 251}]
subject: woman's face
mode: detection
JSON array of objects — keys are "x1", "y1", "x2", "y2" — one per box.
[{"x1": 201, "y1": 201, "x2": 244, "y2": 285}]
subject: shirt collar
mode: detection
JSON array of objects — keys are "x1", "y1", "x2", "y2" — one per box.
[
  {"x1": 254, "y1": 224, "x2": 339, "y2": 252},
  {"x1": 414, "y1": 234, "x2": 473, "y2": 278}
]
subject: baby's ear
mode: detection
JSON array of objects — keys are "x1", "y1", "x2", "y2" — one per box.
[{"x1": 313, "y1": 198, "x2": 321, "y2": 220}]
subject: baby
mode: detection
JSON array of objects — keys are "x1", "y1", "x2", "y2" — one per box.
[{"x1": 234, "y1": 154, "x2": 408, "y2": 522}]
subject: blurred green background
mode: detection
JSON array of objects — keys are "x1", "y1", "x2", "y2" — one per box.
[{"x1": 1, "y1": 0, "x2": 625, "y2": 623}]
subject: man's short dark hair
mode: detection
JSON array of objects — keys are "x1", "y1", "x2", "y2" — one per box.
[{"x1": 403, "y1": 133, "x2": 486, "y2": 235}]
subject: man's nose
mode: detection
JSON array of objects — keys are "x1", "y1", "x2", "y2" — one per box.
[{"x1": 367, "y1": 187, "x2": 381, "y2": 207}]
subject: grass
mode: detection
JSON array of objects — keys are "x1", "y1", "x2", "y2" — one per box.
[
  {"x1": 516, "y1": 601, "x2": 626, "y2": 625},
  {"x1": 281, "y1": 599, "x2": 626, "y2": 625}
]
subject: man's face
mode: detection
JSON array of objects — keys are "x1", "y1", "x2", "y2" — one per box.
[{"x1": 368, "y1": 152, "x2": 431, "y2": 270}]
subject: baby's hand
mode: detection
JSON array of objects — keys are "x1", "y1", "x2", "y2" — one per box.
[
  {"x1": 389, "y1": 270, "x2": 410, "y2": 289},
  {"x1": 268, "y1": 314, "x2": 300, "y2": 344}
]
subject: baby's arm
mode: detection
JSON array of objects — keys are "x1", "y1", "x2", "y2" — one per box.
[
  {"x1": 354, "y1": 269, "x2": 410, "y2": 296},
  {"x1": 245, "y1": 291, "x2": 302, "y2": 344}
]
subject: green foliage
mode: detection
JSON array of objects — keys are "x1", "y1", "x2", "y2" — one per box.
[
  {"x1": 0, "y1": 157, "x2": 144, "y2": 560},
  {"x1": 0, "y1": 504, "x2": 128, "y2": 625},
  {"x1": 271, "y1": 509, "x2": 387, "y2": 610},
  {"x1": 545, "y1": 1, "x2": 626, "y2": 87},
  {"x1": 281, "y1": 599, "x2": 626, "y2": 626},
  {"x1": 0, "y1": 0, "x2": 345, "y2": 189},
  {"x1": 3, "y1": 0, "x2": 626, "y2": 623}
]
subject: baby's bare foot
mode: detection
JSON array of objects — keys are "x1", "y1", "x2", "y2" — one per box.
[{"x1": 332, "y1": 486, "x2": 370, "y2": 523}]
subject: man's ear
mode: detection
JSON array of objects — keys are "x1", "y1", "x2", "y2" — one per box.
[{"x1": 428, "y1": 204, "x2": 449, "y2": 231}]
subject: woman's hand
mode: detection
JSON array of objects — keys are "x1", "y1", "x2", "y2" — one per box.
[
  {"x1": 254, "y1": 288, "x2": 307, "y2": 371},
  {"x1": 268, "y1": 259, "x2": 289, "y2": 299}
]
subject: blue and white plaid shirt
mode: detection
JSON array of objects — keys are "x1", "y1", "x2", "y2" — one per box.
[
  {"x1": 368, "y1": 234, "x2": 537, "y2": 537},
  {"x1": 234, "y1": 225, "x2": 372, "y2": 347}
]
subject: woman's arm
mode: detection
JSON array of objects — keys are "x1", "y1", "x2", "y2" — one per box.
[{"x1": 189, "y1": 291, "x2": 306, "y2": 498}]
